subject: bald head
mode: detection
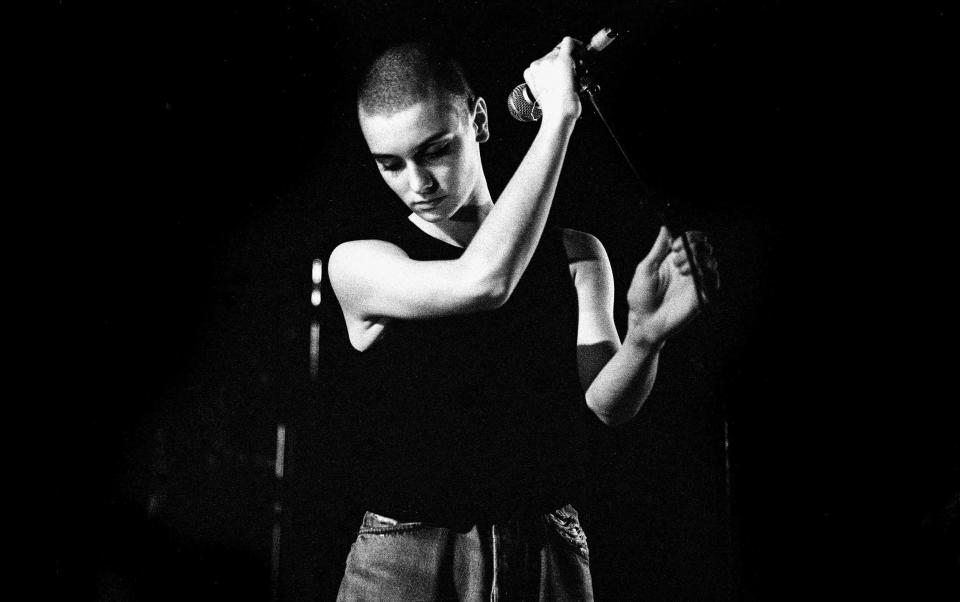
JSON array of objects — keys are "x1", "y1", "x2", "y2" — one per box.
[{"x1": 357, "y1": 42, "x2": 475, "y2": 119}]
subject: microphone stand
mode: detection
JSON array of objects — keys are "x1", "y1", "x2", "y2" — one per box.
[
  {"x1": 579, "y1": 74, "x2": 733, "y2": 564},
  {"x1": 579, "y1": 79, "x2": 711, "y2": 308}
]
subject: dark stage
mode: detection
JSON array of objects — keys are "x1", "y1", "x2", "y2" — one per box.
[{"x1": 51, "y1": 1, "x2": 955, "y2": 600}]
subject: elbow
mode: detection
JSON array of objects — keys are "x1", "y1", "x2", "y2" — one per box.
[
  {"x1": 586, "y1": 397, "x2": 642, "y2": 428},
  {"x1": 456, "y1": 253, "x2": 521, "y2": 311},
  {"x1": 475, "y1": 277, "x2": 511, "y2": 310},
  {"x1": 592, "y1": 408, "x2": 638, "y2": 428},
  {"x1": 464, "y1": 271, "x2": 513, "y2": 311}
]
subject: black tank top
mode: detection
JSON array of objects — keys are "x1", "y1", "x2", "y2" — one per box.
[{"x1": 351, "y1": 219, "x2": 595, "y2": 528}]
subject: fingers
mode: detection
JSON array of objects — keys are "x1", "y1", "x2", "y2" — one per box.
[
  {"x1": 672, "y1": 250, "x2": 693, "y2": 276},
  {"x1": 640, "y1": 226, "x2": 673, "y2": 274},
  {"x1": 545, "y1": 37, "x2": 582, "y2": 58},
  {"x1": 669, "y1": 234, "x2": 692, "y2": 273},
  {"x1": 555, "y1": 36, "x2": 583, "y2": 57},
  {"x1": 669, "y1": 231, "x2": 720, "y2": 293},
  {"x1": 680, "y1": 231, "x2": 713, "y2": 259},
  {"x1": 530, "y1": 37, "x2": 581, "y2": 72},
  {"x1": 683, "y1": 231, "x2": 718, "y2": 278},
  {"x1": 661, "y1": 231, "x2": 714, "y2": 268},
  {"x1": 522, "y1": 36, "x2": 584, "y2": 120}
]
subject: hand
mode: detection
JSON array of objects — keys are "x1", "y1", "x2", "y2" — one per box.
[
  {"x1": 625, "y1": 226, "x2": 719, "y2": 346},
  {"x1": 522, "y1": 37, "x2": 583, "y2": 121}
]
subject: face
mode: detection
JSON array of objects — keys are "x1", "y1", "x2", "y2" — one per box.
[{"x1": 359, "y1": 94, "x2": 488, "y2": 222}]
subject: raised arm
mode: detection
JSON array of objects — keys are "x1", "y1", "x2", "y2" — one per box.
[
  {"x1": 329, "y1": 38, "x2": 583, "y2": 325},
  {"x1": 565, "y1": 226, "x2": 717, "y2": 426}
]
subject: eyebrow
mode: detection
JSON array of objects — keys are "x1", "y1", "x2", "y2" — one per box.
[{"x1": 370, "y1": 131, "x2": 452, "y2": 161}]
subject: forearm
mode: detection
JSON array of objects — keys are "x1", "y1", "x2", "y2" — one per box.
[
  {"x1": 585, "y1": 329, "x2": 664, "y2": 426},
  {"x1": 460, "y1": 114, "x2": 577, "y2": 303}
]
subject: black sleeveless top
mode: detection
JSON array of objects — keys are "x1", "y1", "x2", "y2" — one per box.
[{"x1": 350, "y1": 219, "x2": 596, "y2": 528}]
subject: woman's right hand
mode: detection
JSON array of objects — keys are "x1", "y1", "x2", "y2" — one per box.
[{"x1": 522, "y1": 36, "x2": 583, "y2": 122}]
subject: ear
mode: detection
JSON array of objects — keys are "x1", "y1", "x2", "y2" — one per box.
[{"x1": 472, "y1": 97, "x2": 490, "y2": 143}]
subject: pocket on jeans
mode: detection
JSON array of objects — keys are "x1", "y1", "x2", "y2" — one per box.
[
  {"x1": 544, "y1": 504, "x2": 590, "y2": 560},
  {"x1": 357, "y1": 511, "x2": 426, "y2": 535}
]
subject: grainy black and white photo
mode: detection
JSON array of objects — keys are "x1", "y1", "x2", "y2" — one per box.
[{"x1": 52, "y1": 1, "x2": 955, "y2": 600}]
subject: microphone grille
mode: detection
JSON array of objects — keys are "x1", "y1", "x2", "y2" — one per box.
[{"x1": 507, "y1": 84, "x2": 541, "y2": 122}]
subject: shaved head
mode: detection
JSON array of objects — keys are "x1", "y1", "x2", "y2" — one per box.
[{"x1": 357, "y1": 42, "x2": 475, "y2": 118}]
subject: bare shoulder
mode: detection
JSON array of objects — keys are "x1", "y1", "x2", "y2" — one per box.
[
  {"x1": 329, "y1": 238, "x2": 408, "y2": 266},
  {"x1": 561, "y1": 228, "x2": 614, "y2": 301},
  {"x1": 561, "y1": 227, "x2": 608, "y2": 263},
  {"x1": 561, "y1": 229, "x2": 617, "y2": 341},
  {"x1": 327, "y1": 238, "x2": 412, "y2": 309},
  {"x1": 327, "y1": 239, "x2": 403, "y2": 350},
  {"x1": 328, "y1": 238, "x2": 408, "y2": 282}
]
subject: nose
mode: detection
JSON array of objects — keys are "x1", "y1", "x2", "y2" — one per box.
[{"x1": 408, "y1": 164, "x2": 437, "y2": 195}]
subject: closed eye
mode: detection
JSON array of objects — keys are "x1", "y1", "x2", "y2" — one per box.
[
  {"x1": 377, "y1": 160, "x2": 403, "y2": 172},
  {"x1": 422, "y1": 143, "x2": 450, "y2": 159}
]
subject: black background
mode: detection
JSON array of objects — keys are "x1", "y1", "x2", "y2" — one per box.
[{"x1": 51, "y1": 1, "x2": 955, "y2": 600}]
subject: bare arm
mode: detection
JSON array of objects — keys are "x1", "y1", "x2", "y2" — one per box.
[
  {"x1": 566, "y1": 227, "x2": 717, "y2": 426},
  {"x1": 330, "y1": 113, "x2": 578, "y2": 321},
  {"x1": 329, "y1": 38, "x2": 583, "y2": 324}
]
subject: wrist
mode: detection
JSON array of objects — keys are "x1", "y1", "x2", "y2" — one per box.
[
  {"x1": 625, "y1": 314, "x2": 666, "y2": 351},
  {"x1": 539, "y1": 104, "x2": 581, "y2": 127}
]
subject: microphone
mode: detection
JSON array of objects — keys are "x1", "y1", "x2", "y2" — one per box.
[{"x1": 507, "y1": 27, "x2": 618, "y2": 122}]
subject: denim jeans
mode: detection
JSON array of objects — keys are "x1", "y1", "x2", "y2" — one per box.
[{"x1": 336, "y1": 504, "x2": 594, "y2": 601}]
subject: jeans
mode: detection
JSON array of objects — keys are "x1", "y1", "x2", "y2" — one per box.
[{"x1": 336, "y1": 504, "x2": 594, "y2": 601}]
